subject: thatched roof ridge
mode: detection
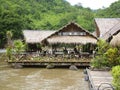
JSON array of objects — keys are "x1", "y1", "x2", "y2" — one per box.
[
  {"x1": 44, "y1": 22, "x2": 97, "y2": 41},
  {"x1": 95, "y1": 18, "x2": 120, "y2": 38},
  {"x1": 43, "y1": 22, "x2": 98, "y2": 44},
  {"x1": 72, "y1": 22, "x2": 98, "y2": 39},
  {"x1": 23, "y1": 30, "x2": 56, "y2": 43}
]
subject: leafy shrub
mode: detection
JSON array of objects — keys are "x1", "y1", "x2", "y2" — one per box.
[
  {"x1": 91, "y1": 39, "x2": 120, "y2": 69},
  {"x1": 91, "y1": 39, "x2": 110, "y2": 68},
  {"x1": 91, "y1": 55, "x2": 108, "y2": 69},
  {"x1": 13, "y1": 40, "x2": 25, "y2": 54},
  {"x1": 112, "y1": 65, "x2": 120, "y2": 90},
  {"x1": 12, "y1": 40, "x2": 26, "y2": 60},
  {"x1": 104, "y1": 48, "x2": 120, "y2": 67},
  {"x1": 96, "y1": 39, "x2": 110, "y2": 55}
]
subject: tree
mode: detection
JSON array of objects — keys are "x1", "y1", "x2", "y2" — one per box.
[
  {"x1": 6, "y1": 31, "x2": 13, "y2": 46},
  {"x1": 6, "y1": 31, "x2": 13, "y2": 60}
]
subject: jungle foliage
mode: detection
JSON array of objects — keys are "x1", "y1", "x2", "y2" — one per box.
[
  {"x1": 112, "y1": 65, "x2": 120, "y2": 90},
  {"x1": 91, "y1": 39, "x2": 120, "y2": 69},
  {"x1": 0, "y1": 0, "x2": 120, "y2": 48}
]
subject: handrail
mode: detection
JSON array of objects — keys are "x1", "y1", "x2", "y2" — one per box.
[
  {"x1": 86, "y1": 68, "x2": 96, "y2": 90},
  {"x1": 97, "y1": 83, "x2": 114, "y2": 90}
]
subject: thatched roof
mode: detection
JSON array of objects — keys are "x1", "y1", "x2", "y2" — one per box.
[
  {"x1": 23, "y1": 30, "x2": 56, "y2": 43},
  {"x1": 102, "y1": 22, "x2": 120, "y2": 40},
  {"x1": 92, "y1": 31, "x2": 97, "y2": 37},
  {"x1": 44, "y1": 22, "x2": 97, "y2": 44},
  {"x1": 47, "y1": 36, "x2": 97, "y2": 44},
  {"x1": 95, "y1": 18, "x2": 120, "y2": 39},
  {"x1": 110, "y1": 32, "x2": 120, "y2": 46}
]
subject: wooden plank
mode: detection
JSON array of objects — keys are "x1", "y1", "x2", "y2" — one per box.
[
  {"x1": 86, "y1": 69, "x2": 113, "y2": 90},
  {"x1": 8, "y1": 61, "x2": 90, "y2": 67}
]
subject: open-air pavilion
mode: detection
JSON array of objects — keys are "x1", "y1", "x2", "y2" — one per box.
[
  {"x1": 23, "y1": 22, "x2": 98, "y2": 58},
  {"x1": 42, "y1": 22, "x2": 97, "y2": 56}
]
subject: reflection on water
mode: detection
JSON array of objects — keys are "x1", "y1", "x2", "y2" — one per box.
[{"x1": 0, "y1": 62, "x2": 89, "y2": 90}]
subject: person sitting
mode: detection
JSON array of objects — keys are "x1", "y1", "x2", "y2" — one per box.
[
  {"x1": 63, "y1": 47, "x2": 68, "y2": 55},
  {"x1": 74, "y1": 47, "x2": 79, "y2": 54}
]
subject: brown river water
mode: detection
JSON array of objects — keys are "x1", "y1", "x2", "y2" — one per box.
[{"x1": 0, "y1": 61, "x2": 89, "y2": 90}]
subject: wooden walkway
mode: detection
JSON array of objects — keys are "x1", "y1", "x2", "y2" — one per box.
[
  {"x1": 8, "y1": 60, "x2": 90, "y2": 67},
  {"x1": 86, "y1": 69, "x2": 114, "y2": 90},
  {"x1": 7, "y1": 56, "x2": 91, "y2": 68}
]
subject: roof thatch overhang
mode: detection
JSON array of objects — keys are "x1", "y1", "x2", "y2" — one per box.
[
  {"x1": 23, "y1": 30, "x2": 56, "y2": 44},
  {"x1": 43, "y1": 22, "x2": 98, "y2": 45},
  {"x1": 47, "y1": 36, "x2": 97, "y2": 44},
  {"x1": 110, "y1": 32, "x2": 120, "y2": 47}
]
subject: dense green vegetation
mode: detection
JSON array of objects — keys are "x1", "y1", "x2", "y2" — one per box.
[
  {"x1": 95, "y1": 0, "x2": 120, "y2": 18},
  {"x1": 0, "y1": 0, "x2": 120, "y2": 48},
  {"x1": 91, "y1": 39, "x2": 120, "y2": 69},
  {"x1": 112, "y1": 65, "x2": 120, "y2": 90}
]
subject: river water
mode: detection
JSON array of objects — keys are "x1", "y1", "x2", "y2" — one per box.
[{"x1": 0, "y1": 61, "x2": 89, "y2": 90}]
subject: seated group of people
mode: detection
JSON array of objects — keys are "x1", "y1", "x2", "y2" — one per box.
[
  {"x1": 63, "y1": 47, "x2": 80, "y2": 55},
  {"x1": 26, "y1": 46, "x2": 94, "y2": 58}
]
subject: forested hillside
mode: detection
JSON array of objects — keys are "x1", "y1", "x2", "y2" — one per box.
[
  {"x1": 95, "y1": 0, "x2": 120, "y2": 18},
  {"x1": 0, "y1": 0, "x2": 120, "y2": 48}
]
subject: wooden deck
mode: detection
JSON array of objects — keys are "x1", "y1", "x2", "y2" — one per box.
[
  {"x1": 7, "y1": 55, "x2": 92, "y2": 68},
  {"x1": 8, "y1": 60, "x2": 90, "y2": 68},
  {"x1": 86, "y1": 69, "x2": 114, "y2": 90}
]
